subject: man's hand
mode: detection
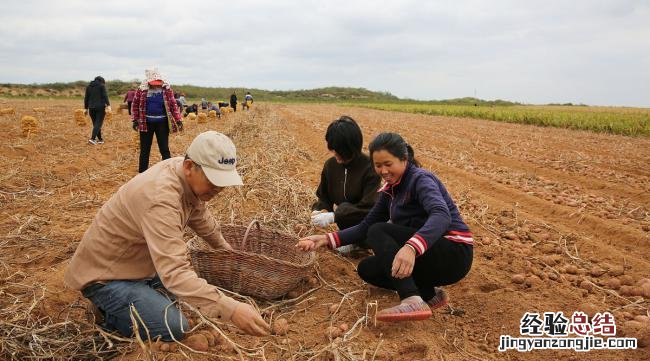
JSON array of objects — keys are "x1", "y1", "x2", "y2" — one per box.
[
  {"x1": 106, "y1": 105, "x2": 112, "y2": 113},
  {"x1": 391, "y1": 245, "x2": 416, "y2": 279},
  {"x1": 230, "y1": 302, "x2": 270, "y2": 336},
  {"x1": 132, "y1": 121, "x2": 138, "y2": 131},
  {"x1": 295, "y1": 235, "x2": 328, "y2": 251},
  {"x1": 84, "y1": 109, "x2": 88, "y2": 116}
]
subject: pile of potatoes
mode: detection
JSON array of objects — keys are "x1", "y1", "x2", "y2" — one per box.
[
  {"x1": 21, "y1": 115, "x2": 38, "y2": 137},
  {"x1": 74, "y1": 109, "x2": 86, "y2": 126},
  {"x1": 0, "y1": 107, "x2": 15, "y2": 116}
]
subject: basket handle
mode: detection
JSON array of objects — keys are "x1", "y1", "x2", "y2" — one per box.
[{"x1": 241, "y1": 220, "x2": 261, "y2": 249}]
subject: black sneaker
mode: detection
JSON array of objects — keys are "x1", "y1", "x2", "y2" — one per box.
[{"x1": 88, "y1": 139, "x2": 97, "y2": 145}]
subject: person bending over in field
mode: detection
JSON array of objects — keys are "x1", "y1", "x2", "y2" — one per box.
[
  {"x1": 297, "y1": 132, "x2": 473, "y2": 322},
  {"x1": 184, "y1": 103, "x2": 199, "y2": 117},
  {"x1": 64, "y1": 131, "x2": 270, "y2": 341},
  {"x1": 310, "y1": 116, "x2": 380, "y2": 256}
]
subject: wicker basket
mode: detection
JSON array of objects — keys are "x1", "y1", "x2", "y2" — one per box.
[{"x1": 188, "y1": 220, "x2": 316, "y2": 300}]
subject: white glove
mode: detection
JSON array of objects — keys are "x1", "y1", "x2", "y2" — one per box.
[
  {"x1": 311, "y1": 212, "x2": 335, "y2": 227},
  {"x1": 106, "y1": 105, "x2": 112, "y2": 112}
]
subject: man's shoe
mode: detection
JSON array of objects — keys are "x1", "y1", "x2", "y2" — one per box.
[
  {"x1": 97, "y1": 139, "x2": 105, "y2": 144},
  {"x1": 427, "y1": 287, "x2": 449, "y2": 310},
  {"x1": 88, "y1": 139, "x2": 97, "y2": 145}
]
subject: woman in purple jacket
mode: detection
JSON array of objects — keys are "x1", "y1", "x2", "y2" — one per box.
[{"x1": 297, "y1": 132, "x2": 473, "y2": 322}]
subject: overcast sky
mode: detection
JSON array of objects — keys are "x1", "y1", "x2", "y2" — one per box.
[{"x1": 1, "y1": 0, "x2": 649, "y2": 106}]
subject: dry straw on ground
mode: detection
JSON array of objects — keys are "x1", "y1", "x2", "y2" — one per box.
[{"x1": 132, "y1": 132, "x2": 140, "y2": 152}]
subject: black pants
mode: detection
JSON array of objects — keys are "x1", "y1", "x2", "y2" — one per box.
[
  {"x1": 357, "y1": 223, "x2": 472, "y2": 301},
  {"x1": 89, "y1": 107, "x2": 105, "y2": 141},
  {"x1": 231, "y1": 103, "x2": 237, "y2": 112},
  {"x1": 127, "y1": 101, "x2": 133, "y2": 115},
  {"x1": 139, "y1": 121, "x2": 170, "y2": 173}
]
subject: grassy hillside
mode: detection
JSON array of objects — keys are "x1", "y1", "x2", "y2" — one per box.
[{"x1": 0, "y1": 81, "x2": 400, "y2": 103}]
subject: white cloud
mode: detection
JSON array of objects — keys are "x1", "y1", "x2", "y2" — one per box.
[{"x1": 0, "y1": 0, "x2": 648, "y2": 106}]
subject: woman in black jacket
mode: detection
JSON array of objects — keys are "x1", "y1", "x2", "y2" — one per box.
[
  {"x1": 84, "y1": 76, "x2": 111, "y2": 145},
  {"x1": 311, "y1": 116, "x2": 380, "y2": 254}
]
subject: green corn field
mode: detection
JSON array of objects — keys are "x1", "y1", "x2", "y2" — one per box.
[{"x1": 347, "y1": 103, "x2": 650, "y2": 137}]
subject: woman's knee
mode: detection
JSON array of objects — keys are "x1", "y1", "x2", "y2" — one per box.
[
  {"x1": 356, "y1": 257, "x2": 376, "y2": 283},
  {"x1": 357, "y1": 256, "x2": 395, "y2": 290}
]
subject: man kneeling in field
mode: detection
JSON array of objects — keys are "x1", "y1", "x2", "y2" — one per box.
[{"x1": 64, "y1": 131, "x2": 270, "y2": 340}]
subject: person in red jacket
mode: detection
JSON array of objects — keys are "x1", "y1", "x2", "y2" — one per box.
[
  {"x1": 123, "y1": 88, "x2": 136, "y2": 115},
  {"x1": 132, "y1": 68, "x2": 184, "y2": 173}
]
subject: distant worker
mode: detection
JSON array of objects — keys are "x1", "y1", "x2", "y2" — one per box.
[
  {"x1": 230, "y1": 92, "x2": 237, "y2": 112},
  {"x1": 201, "y1": 98, "x2": 208, "y2": 110},
  {"x1": 123, "y1": 88, "x2": 136, "y2": 116},
  {"x1": 132, "y1": 68, "x2": 183, "y2": 173},
  {"x1": 84, "y1": 75, "x2": 111, "y2": 145},
  {"x1": 208, "y1": 102, "x2": 222, "y2": 118},
  {"x1": 174, "y1": 92, "x2": 182, "y2": 109},
  {"x1": 185, "y1": 103, "x2": 199, "y2": 117},
  {"x1": 243, "y1": 92, "x2": 253, "y2": 110}
]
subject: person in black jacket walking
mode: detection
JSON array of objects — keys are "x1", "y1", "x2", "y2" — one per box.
[
  {"x1": 84, "y1": 76, "x2": 111, "y2": 145},
  {"x1": 311, "y1": 116, "x2": 380, "y2": 255}
]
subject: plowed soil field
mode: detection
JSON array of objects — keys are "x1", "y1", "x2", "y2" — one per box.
[{"x1": 0, "y1": 99, "x2": 648, "y2": 360}]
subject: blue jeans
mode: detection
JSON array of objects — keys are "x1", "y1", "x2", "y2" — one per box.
[{"x1": 82, "y1": 276, "x2": 188, "y2": 341}]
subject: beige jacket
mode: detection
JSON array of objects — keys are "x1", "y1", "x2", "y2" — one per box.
[{"x1": 63, "y1": 157, "x2": 238, "y2": 321}]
